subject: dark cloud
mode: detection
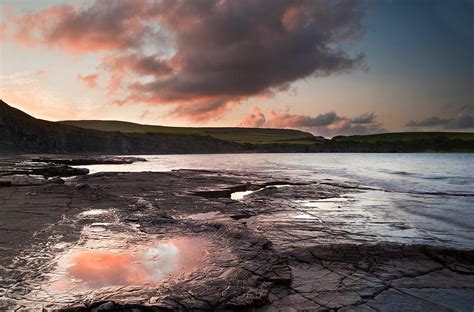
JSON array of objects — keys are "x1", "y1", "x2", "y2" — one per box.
[
  {"x1": 105, "y1": 53, "x2": 172, "y2": 78},
  {"x1": 350, "y1": 112, "x2": 376, "y2": 124},
  {"x1": 333, "y1": 120, "x2": 385, "y2": 136},
  {"x1": 128, "y1": 0, "x2": 367, "y2": 111},
  {"x1": 266, "y1": 111, "x2": 341, "y2": 128},
  {"x1": 406, "y1": 114, "x2": 474, "y2": 130},
  {"x1": 457, "y1": 105, "x2": 474, "y2": 115},
  {"x1": 104, "y1": 53, "x2": 173, "y2": 92},
  {"x1": 9, "y1": 0, "x2": 368, "y2": 120},
  {"x1": 239, "y1": 107, "x2": 384, "y2": 137}
]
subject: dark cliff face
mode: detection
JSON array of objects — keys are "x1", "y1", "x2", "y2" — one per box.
[
  {"x1": 0, "y1": 101, "x2": 248, "y2": 154},
  {"x1": 0, "y1": 113, "x2": 20, "y2": 154}
]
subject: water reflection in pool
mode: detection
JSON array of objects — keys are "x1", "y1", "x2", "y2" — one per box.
[{"x1": 49, "y1": 237, "x2": 209, "y2": 292}]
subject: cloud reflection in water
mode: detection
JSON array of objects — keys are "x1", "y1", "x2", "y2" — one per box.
[{"x1": 53, "y1": 237, "x2": 208, "y2": 291}]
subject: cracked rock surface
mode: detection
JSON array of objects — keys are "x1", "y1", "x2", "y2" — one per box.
[{"x1": 0, "y1": 167, "x2": 473, "y2": 311}]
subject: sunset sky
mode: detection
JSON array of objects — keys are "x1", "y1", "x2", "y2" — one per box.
[{"x1": 1, "y1": 0, "x2": 473, "y2": 137}]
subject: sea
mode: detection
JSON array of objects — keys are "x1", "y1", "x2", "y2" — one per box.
[{"x1": 78, "y1": 153, "x2": 474, "y2": 248}]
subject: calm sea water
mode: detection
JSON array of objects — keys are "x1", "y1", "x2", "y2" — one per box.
[{"x1": 80, "y1": 153, "x2": 474, "y2": 247}]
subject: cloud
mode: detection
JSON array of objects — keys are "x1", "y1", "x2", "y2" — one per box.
[
  {"x1": 0, "y1": 23, "x2": 6, "y2": 42},
  {"x1": 124, "y1": 0, "x2": 367, "y2": 117},
  {"x1": 458, "y1": 105, "x2": 474, "y2": 115},
  {"x1": 7, "y1": 0, "x2": 368, "y2": 121},
  {"x1": 11, "y1": 1, "x2": 156, "y2": 53},
  {"x1": 266, "y1": 111, "x2": 341, "y2": 128},
  {"x1": 77, "y1": 73, "x2": 99, "y2": 89},
  {"x1": 35, "y1": 69, "x2": 47, "y2": 76},
  {"x1": 350, "y1": 112, "x2": 376, "y2": 124},
  {"x1": 406, "y1": 115, "x2": 474, "y2": 130},
  {"x1": 239, "y1": 107, "x2": 385, "y2": 137},
  {"x1": 139, "y1": 109, "x2": 152, "y2": 120},
  {"x1": 166, "y1": 100, "x2": 235, "y2": 122},
  {"x1": 238, "y1": 107, "x2": 266, "y2": 127},
  {"x1": 103, "y1": 53, "x2": 173, "y2": 92}
]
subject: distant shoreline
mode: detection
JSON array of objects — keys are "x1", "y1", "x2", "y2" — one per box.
[{"x1": 1, "y1": 100, "x2": 473, "y2": 154}]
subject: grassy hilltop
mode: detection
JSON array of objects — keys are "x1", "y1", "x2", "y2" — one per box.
[
  {"x1": 60, "y1": 120, "x2": 474, "y2": 148},
  {"x1": 59, "y1": 120, "x2": 316, "y2": 144},
  {"x1": 333, "y1": 132, "x2": 474, "y2": 143}
]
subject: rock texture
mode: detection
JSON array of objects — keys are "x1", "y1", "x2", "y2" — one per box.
[{"x1": 0, "y1": 165, "x2": 473, "y2": 311}]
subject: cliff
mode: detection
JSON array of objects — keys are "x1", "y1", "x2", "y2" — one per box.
[{"x1": 0, "y1": 101, "x2": 246, "y2": 154}]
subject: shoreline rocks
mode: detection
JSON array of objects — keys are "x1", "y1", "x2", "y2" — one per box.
[
  {"x1": 29, "y1": 155, "x2": 147, "y2": 166},
  {"x1": 0, "y1": 156, "x2": 147, "y2": 186},
  {"x1": 0, "y1": 169, "x2": 472, "y2": 311}
]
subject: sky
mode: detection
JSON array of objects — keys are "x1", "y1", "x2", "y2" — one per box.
[{"x1": 0, "y1": 0, "x2": 473, "y2": 137}]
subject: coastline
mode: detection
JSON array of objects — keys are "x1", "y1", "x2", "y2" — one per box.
[
  {"x1": 1, "y1": 101, "x2": 474, "y2": 154},
  {"x1": 1, "y1": 157, "x2": 473, "y2": 311}
]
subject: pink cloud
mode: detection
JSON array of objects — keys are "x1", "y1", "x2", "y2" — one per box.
[
  {"x1": 36, "y1": 69, "x2": 47, "y2": 76},
  {"x1": 238, "y1": 107, "x2": 266, "y2": 127},
  {"x1": 11, "y1": 1, "x2": 157, "y2": 53},
  {"x1": 167, "y1": 100, "x2": 235, "y2": 123},
  {"x1": 0, "y1": 23, "x2": 6, "y2": 42},
  {"x1": 139, "y1": 110, "x2": 152, "y2": 120},
  {"x1": 77, "y1": 73, "x2": 99, "y2": 89},
  {"x1": 239, "y1": 107, "x2": 384, "y2": 137}
]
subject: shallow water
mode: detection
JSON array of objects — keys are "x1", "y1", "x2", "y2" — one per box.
[
  {"x1": 50, "y1": 207, "x2": 211, "y2": 293},
  {"x1": 78, "y1": 153, "x2": 474, "y2": 248},
  {"x1": 81, "y1": 153, "x2": 473, "y2": 194},
  {"x1": 5, "y1": 204, "x2": 234, "y2": 309},
  {"x1": 231, "y1": 189, "x2": 263, "y2": 200},
  {"x1": 48, "y1": 235, "x2": 209, "y2": 292}
]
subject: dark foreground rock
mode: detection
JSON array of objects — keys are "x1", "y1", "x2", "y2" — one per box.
[{"x1": 0, "y1": 169, "x2": 473, "y2": 311}]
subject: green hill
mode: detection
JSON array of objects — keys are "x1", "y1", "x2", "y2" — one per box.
[
  {"x1": 332, "y1": 132, "x2": 474, "y2": 143},
  {"x1": 59, "y1": 120, "x2": 316, "y2": 144}
]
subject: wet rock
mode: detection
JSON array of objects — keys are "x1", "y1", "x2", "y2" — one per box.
[
  {"x1": 191, "y1": 188, "x2": 232, "y2": 198},
  {"x1": 10, "y1": 174, "x2": 46, "y2": 186},
  {"x1": 400, "y1": 288, "x2": 474, "y2": 312},
  {"x1": 30, "y1": 156, "x2": 147, "y2": 166},
  {"x1": 0, "y1": 177, "x2": 12, "y2": 186},
  {"x1": 125, "y1": 217, "x2": 140, "y2": 222},
  {"x1": 230, "y1": 212, "x2": 253, "y2": 220},
  {"x1": 76, "y1": 183, "x2": 90, "y2": 190},
  {"x1": 0, "y1": 160, "x2": 89, "y2": 178},
  {"x1": 0, "y1": 170, "x2": 473, "y2": 311},
  {"x1": 48, "y1": 176, "x2": 65, "y2": 184},
  {"x1": 364, "y1": 289, "x2": 449, "y2": 312},
  {"x1": 90, "y1": 302, "x2": 116, "y2": 311}
]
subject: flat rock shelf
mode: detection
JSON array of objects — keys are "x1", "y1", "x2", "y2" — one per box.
[{"x1": 0, "y1": 166, "x2": 473, "y2": 311}]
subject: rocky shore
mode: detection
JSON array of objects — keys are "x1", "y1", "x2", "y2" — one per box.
[
  {"x1": 0, "y1": 156, "x2": 145, "y2": 186},
  {"x1": 0, "y1": 158, "x2": 473, "y2": 311}
]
